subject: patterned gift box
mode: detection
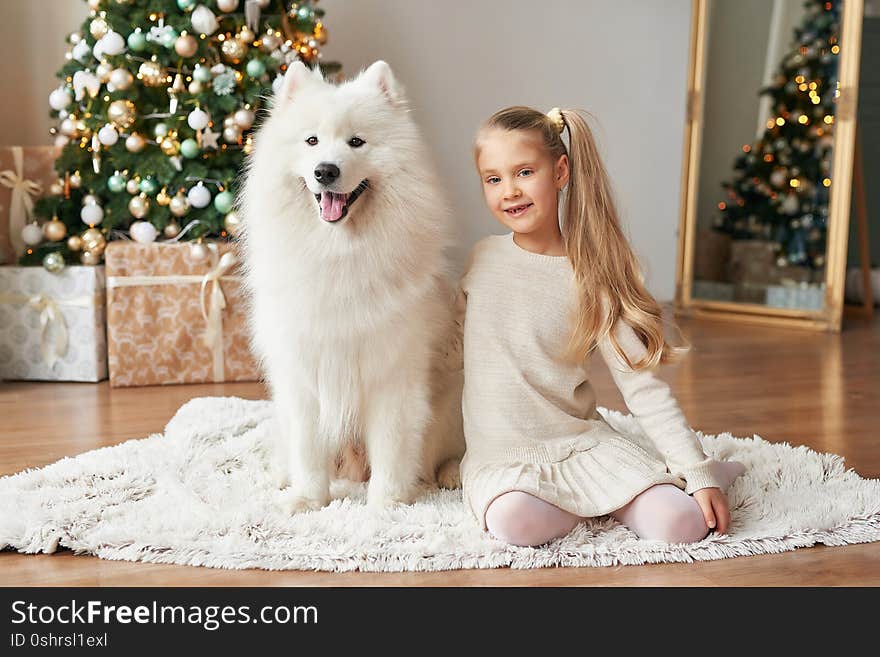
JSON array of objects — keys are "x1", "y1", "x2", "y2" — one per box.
[
  {"x1": 0, "y1": 265, "x2": 107, "y2": 382},
  {"x1": 104, "y1": 241, "x2": 260, "y2": 387},
  {"x1": 0, "y1": 146, "x2": 63, "y2": 265}
]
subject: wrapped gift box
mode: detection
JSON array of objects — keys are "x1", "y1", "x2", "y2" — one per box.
[
  {"x1": 0, "y1": 265, "x2": 107, "y2": 382},
  {"x1": 0, "y1": 146, "x2": 63, "y2": 265},
  {"x1": 104, "y1": 240, "x2": 260, "y2": 387},
  {"x1": 766, "y1": 281, "x2": 826, "y2": 310}
]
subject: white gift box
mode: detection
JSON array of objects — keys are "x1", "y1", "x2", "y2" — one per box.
[{"x1": 0, "y1": 265, "x2": 107, "y2": 382}]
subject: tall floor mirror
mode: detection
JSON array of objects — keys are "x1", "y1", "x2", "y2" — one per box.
[{"x1": 675, "y1": 0, "x2": 864, "y2": 331}]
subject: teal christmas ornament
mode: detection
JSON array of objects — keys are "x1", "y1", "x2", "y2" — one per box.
[
  {"x1": 180, "y1": 138, "x2": 200, "y2": 159},
  {"x1": 108, "y1": 173, "x2": 126, "y2": 193},
  {"x1": 246, "y1": 59, "x2": 266, "y2": 78},
  {"x1": 177, "y1": 0, "x2": 197, "y2": 11},
  {"x1": 139, "y1": 176, "x2": 159, "y2": 195},
  {"x1": 127, "y1": 30, "x2": 147, "y2": 52},
  {"x1": 193, "y1": 65, "x2": 213, "y2": 83},
  {"x1": 213, "y1": 190, "x2": 234, "y2": 214},
  {"x1": 161, "y1": 28, "x2": 179, "y2": 49}
]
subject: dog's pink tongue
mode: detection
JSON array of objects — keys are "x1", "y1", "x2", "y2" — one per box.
[{"x1": 320, "y1": 191, "x2": 346, "y2": 221}]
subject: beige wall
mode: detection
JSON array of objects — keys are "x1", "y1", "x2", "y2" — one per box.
[
  {"x1": 1, "y1": 0, "x2": 694, "y2": 301},
  {"x1": 0, "y1": 0, "x2": 88, "y2": 146}
]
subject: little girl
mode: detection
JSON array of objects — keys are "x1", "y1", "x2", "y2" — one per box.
[{"x1": 453, "y1": 105, "x2": 746, "y2": 547}]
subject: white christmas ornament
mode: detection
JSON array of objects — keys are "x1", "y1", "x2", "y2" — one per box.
[
  {"x1": 21, "y1": 223, "x2": 44, "y2": 246},
  {"x1": 81, "y1": 202, "x2": 105, "y2": 226},
  {"x1": 191, "y1": 6, "x2": 219, "y2": 35},
  {"x1": 73, "y1": 70, "x2": 101, "y2": 101},
  {"x1": 109, "y1": 68, "x2": 134, "y2": 91},
  {"x1": 187, "y1": 182, "x2": 212, "y2": 208},
  {"x1": 187, "y1": 108, "x2": 209, "y2": 130},
  {"x1": 97, "y1": 124, "x2": 119, "y2": 146},
  {"x1": 217, "y1": 0, "x2": 239, "y2": 11},
  {"x1": 49, "y1": 87, "x2": 72, "y2": 111},
  {"x1": 129, "y1": 221, "x2": 159, "y2": 244},
  {"x1": 234, "y1": 108, "x2": 255, "y2": 129},
  {"x1": 94, "y1": 31, "x2": 126, "y2": 58},
  {"x1": 54, "y1": 135, "x2": 70, "y2": 148},
  {"x1": 72, "y1": 39, "x2": 92, "y2": 63},
  {"x1": 272, "y1": 74, "x2": 284, "y2": 94}
]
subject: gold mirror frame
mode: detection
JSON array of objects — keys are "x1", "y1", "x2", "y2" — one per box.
[{"x1": 675, "y1": 0, "x2": 864, "y2": 332}]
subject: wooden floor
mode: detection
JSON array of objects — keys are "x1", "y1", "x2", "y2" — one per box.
[{"x1": 1, "y1": 310, "x2": 878, "y2": 586}]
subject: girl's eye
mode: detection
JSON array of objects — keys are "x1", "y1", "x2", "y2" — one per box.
[
  {"x1": 519, "y1": 169, "x2": 533, "y2": 177},
  {"x1": 487, "y1": 176, "x2": 500, "y2": 184},
  {"x1": 348, "y1": 137, "x2": 366, "y2": 148},
  {"x1": 305, "y1": 136, "x2": 319, "y2": 146}
]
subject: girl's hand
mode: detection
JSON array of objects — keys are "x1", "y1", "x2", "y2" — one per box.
[{"x1": 692, "y1": 487, "x2": 731, "y2": 535}]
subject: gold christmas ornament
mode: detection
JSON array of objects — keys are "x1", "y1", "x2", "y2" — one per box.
[
  {"x1": 223, "y1": 211, "x2": 242, "y2": 236},
  {"x1": 175, "y1": 34, "x2": 199, "y2": 58},
  {"x1": 261, "y1": 30, "x2": 281, "y2": 51},
  {"x1": 80, "y1": 250, "x2": 100, "y2": 265},
  {"x1": 90, "y1": 18, "x2": 109, "y2": 40},
  {"x1": 49, "y1": 181, "x2": 64, "y2": 196},
  {"x1": 69, "y1": 172, "x2": 82, "y2": 189},
  {"x1": 220, "y1": 37, "x2": 248, "y2": 64},
  {"x1": 43, "y1": 217, "x2": 67, "y2": 242},
  {"x1": 138, "y1": 59, "x2": 166, "y2": 87},
  {"x1": 125, "y1": 132, "x2": 146, "y2": 153},
  {"x1": 163, "y1": 221, "x2": 181, "y2": 238},
  {"x1": 81, "y1": 227, "x2": 106, "y2": 254},
  {"x1": 128, "y1": 193, "x2": 150, "y2": 219},
  {"x1": 188, "y1": 80, "x2": 204, "y2": 94},
  {"x1": 239, "y1": 26, "x2": 255, "y2": 44},
  {"x1": 67, "y1": 235, "x2": 83, "y2": 252},
  {"x1": 223, "y1": 126, "x2": 241, "y2": 144},
  {"x1": 169, "y1": 191, "x2": 191, "y2": 217},
  {"x1": 107, "y1": 99, "x2": 137, "y2": 129},
  {"x1": 156, "y1": 188, "x2": 171, "y2": 206},
  {"x1": 160, "y1": 133, "x2": 181, "y2": 156}
]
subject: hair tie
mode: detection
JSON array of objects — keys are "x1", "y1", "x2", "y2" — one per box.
[{"x1": 546, "y1": 107, "x2": 565, "y2": 134}]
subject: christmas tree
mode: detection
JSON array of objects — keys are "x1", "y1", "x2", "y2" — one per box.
[
  {"x1": 22, "y1": 0, "x2": 339, "y2": 271},
  {"x1": 712, "y1": 0, "x2": 841, "y2": 271}
]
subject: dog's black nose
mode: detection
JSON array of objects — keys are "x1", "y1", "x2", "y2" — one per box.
[{"x1": 314, "y1": 163, "x2": 340, "y2": 185}]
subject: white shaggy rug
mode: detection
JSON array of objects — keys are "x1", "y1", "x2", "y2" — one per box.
[{"x1": 2, "y1": 396, "x2": 879, "y2": 572}]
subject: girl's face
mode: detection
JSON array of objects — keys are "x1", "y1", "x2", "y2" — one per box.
[{"x1": 476, "y1": 128, "x2": 569, "y2": 236}]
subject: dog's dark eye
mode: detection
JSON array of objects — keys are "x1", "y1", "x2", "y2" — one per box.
[
  {"x1": 305, "y1": 136, "x2": 318, "y2": 146},
  {"x1": 348, "y1": 137, "x2": 365, "y2": 148}
]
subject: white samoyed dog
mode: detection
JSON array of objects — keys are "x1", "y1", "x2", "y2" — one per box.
[{"x1": 237, "y1": 60, "x2": 465, "y2": 514}]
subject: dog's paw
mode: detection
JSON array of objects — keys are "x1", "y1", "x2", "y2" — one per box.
[
  {"x1": 279, "y1": 489, "x2": 329, "y2": 515},
  {"x1": 366, "y1": 482, "x2": 415, "y2": 510},
  {"x1": 436, "y1": 458, "x2": 462, "y2": 489}
]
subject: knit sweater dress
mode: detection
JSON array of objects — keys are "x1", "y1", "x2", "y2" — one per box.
[{"x1": 453, "y1": 232, "x2": 722, "y2": 532}]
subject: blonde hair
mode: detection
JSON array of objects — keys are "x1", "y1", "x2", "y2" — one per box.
[{"x1": 474, "y1": 106, "x2": 686, "y2": 370}]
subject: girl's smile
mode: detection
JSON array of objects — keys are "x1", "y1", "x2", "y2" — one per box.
[{"x1": 476, "y1": 128, "x2": 569, "y2": 252}]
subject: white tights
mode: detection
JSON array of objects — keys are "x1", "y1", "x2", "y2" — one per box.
[{"x1": 484, "y1": 459, "x2": 746, "y2": 547}]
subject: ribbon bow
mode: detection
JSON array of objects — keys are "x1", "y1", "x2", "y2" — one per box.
[
  {"x1": 0, "y1": 147, "x2": 44, "y2": 257},
  {"x1": 200, "y1": 248, "x2": 238, "y2": 382},
  {"x1": 27, "y1": 294, "x2": 69, "y2": 369},
  {"x1": 0, "y1": 291, "x2": 98, "y2": 370}
]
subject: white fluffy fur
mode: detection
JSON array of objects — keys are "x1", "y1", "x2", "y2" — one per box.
[
  {"x1": 2, "y1": 397, "x2": 878, "y2": 572},
  {"x1": 237, "y1": 60, "x2": 465, "y2": 513}
]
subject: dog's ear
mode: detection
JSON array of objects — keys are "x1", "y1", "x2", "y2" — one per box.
[
  {"x1": 360, "y1": 60, "x2": 406, "y2": 107},
  {"x1": 277, "y1": 60, "x2": 321, "y2": 106}
]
